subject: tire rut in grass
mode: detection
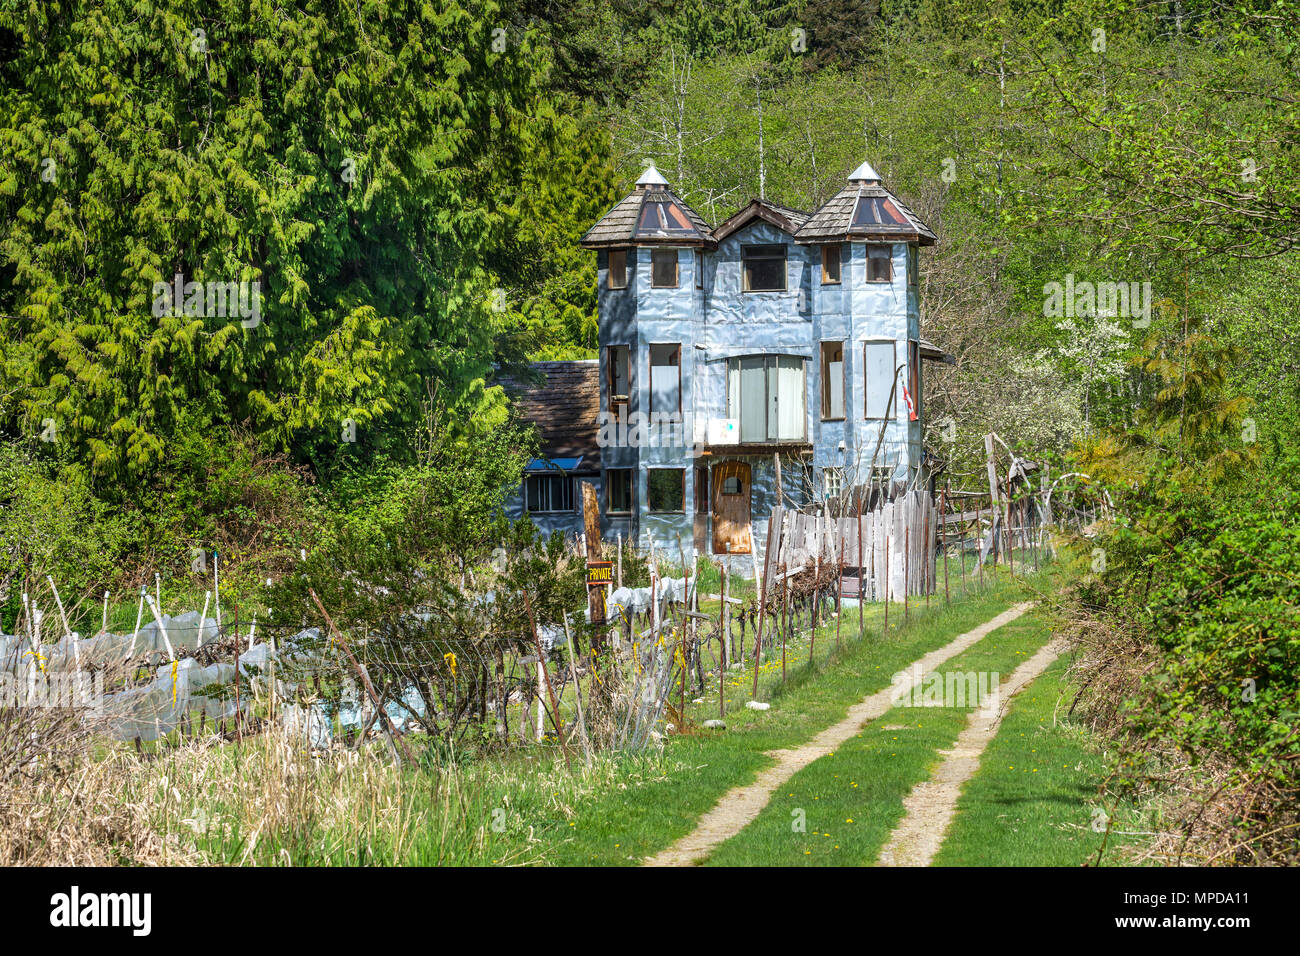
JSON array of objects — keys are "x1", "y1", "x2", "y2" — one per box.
[
  {"x1": 875, "y1": 637, "x2": 1066, "y2": 867},
  {"x1": 643, "y1": 603, "x2": 1036, "y2": 867}
]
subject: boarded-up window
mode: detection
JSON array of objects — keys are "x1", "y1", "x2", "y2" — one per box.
[
  {"x1": 651, "y1": 248, "x2": 678, "y2": 288},
  {"x1": 863, "y1": 340, "x2": 896, "y2": 419},
  {"x1": 606, "y1": 468, "x2": 632, "y2": 513},
  {"x1": 743, "y1": 244, "x2": 786, "y2": 291},
  {"x1": 649, "y1": 343, "x2": 681, "y2": 415},
  {"x1": 727, "y1": 355, "x2": 806, "y2": 442},
  {"x1": 820, "y1": 341, "x2": 845, "y2": 419},
  {"x1": 867, "y1": 245, "x2": 893, "y2": 282},
  {"x1": 821, "y1": 244, "x2": 841, "y2": 284},
  {"x1": 647, "y1": 469, "x2": 684, "y2": 512},
  {"x1": 607, "y1": 345, "x2": 630, "y2": 423},
  {"x1": 608, "y1": 249, "x2": 627, "y2": 289},
  {"x1": 525, "y1": 474, "x2": 573, "y2": 513},
  {"x1": 694, "y1": 466, "x2": 709, "y2": 513}
]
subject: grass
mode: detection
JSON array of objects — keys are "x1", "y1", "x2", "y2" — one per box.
[
  {"x1": 932, "y1": 653, "x2": 1138, "y2": 866},
  {"x1": 50, "y1": 557, "x2": 1118, "y2": 867},
  {"x1": 701, "y1": 607, "x2": 1057, "y2": 866},
  {"x1": 519, "y1": 575, "x2": 1044, "y2": 865}
]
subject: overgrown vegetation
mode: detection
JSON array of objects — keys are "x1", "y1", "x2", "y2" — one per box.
[{"x1": 1, "y1": 0, "x2": 1297, "y2": 865}]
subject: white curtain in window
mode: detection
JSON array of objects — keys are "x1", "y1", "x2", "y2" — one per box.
[{"x1": 770, "y1": 356, "x2": 805, "y2": 440}]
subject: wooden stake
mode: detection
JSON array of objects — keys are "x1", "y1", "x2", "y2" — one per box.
[
  {"x1": 834, "y1": 519, "x2": 845, "y2": 653},
  {"x1": 750, "y1": 506, "x2": 781, "y2": 698},
  {"x1": 856, "y1": 500, "x2": 864, "y2": 636},
  {"x1": 941, "y1": 482, "x2": 950, "y2": 604},
  {"x1": 719, "y1": 560, "x2": 728, "y2": 718},
  {"x1": 523, "y1": 592, "x2": 570, "y2": 764},
  {"x1": 309, "y1": 589, "x2": 414, "y2": 766}
]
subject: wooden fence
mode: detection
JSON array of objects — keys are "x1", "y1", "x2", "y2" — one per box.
[{"x1": 763, "y1": 489, "x2": 939, "y2": 601}]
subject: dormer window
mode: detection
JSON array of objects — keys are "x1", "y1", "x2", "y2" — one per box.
[
  {"x1": 652, "y1": 248, "x2": 678, "y2": 288},
  {"x1": 608, "y1": 249, "x2": 628, "y2": 289},
  {"x1": 743, "y1": 244, "x2": 786, "y2": 292},
  {"x1": 867, "y1": 245, "x2": 893, "y2": 283}
]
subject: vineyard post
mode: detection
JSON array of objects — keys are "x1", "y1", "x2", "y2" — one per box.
[{"x1": 750, "y1": 506, "x2": 781, "y2": 699}]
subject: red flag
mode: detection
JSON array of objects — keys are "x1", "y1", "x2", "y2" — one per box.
[{"x1": 902, "y1": 384, "x2": 918, "y2": 422}]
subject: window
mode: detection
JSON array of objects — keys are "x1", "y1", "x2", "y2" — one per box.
[
  {"x1": 721, "y1": 475, "x2": 743, "y2": 495},
  {"x1": 607, "y1": 345, "x2": 630, "y2": 423},
  {"x1": 695, "y1": 251, "x2": 704, "y2": 289},
  {"x1": 525, "y1": 473, "x2": 573, "y2": 513},
  {"x1": 647, "y1": 469, "x2": 684, "y2": 512},
  {"x1": 726, "y1": 355, "x2": 807, "y2": 442},
  {"x1": 823, "y1": 467, "x2": 844, "y2": 500},
  {"x1": 695, "y1": 466, "x2": 709, "y2": 513},
  {"x1": 867, "y1": 245, "x2": 893, "y2": 282},
  {"x1": 606, "y1": 468, "x2": 632, "y2": 513},
  {"x1": 649, "y1": 343, "x2": 681, "y2": 415},
  {"x1": 907, "y1": 246, "x2": 918, "y2": 287},
  {"x1": 907, "y1": 339, "x2": 922, "y2": 421},
  {"x1": 652, "y1": 248, "x2": 678, "y2": 288},
  {"x1": 743, "y1": 244, "x2": 786, "y2": 292},
  {"x1": 863, "y1": 340, "x2": 896, "y2": 419},
  {"x1": 820, "y1": 342, "x2": 845, "y2": 420},
  {"x1": 608, "y1": 249, "x2": 628, "y2": 289},
  {"x1": 821, "y1": 244, "x2": 841, "y2": 284}
]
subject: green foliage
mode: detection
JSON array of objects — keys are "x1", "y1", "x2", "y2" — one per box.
[
  {"x1": 1082, "y1": 460, "x2": 1300, "y2": 804},
  {"x1": 0, "y1": 441, "x2": 133, "y2": 629},
  {"x1": 0, "y1": 0, "x2": 607, "y2": 481}
]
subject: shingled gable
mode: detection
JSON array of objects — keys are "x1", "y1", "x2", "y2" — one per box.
[
  {"x1": 580, "y1": 164, "x2": 714, "y2": 248},
  {"x1": 711, "y1": 198, "x2": 810, "y2": 241},
  {"x1": 794, "y1": 161, "x2": 936, "y2": 246},
  {"x1": 498, "y1": 361, "x2": 601, "y2": 470}
]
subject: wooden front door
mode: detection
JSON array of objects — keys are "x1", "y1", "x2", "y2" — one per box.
[{"x1": 712, "y1": 461, "x2": 752, "y2": 554}]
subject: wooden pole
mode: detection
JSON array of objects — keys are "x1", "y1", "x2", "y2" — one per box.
[
  {"x1": 750, "y1": 506, "x2": 781, "y2": 698},
  {"x1": 834, "y1": 519, "x2": 845, "y2": 653},
  {"x1": 308, "y1": 589, "x2": 414, "y2": 766},
  {"x1": 780, "y1": 566, "x2": 789, "y2": 683},
  {"x1": 904, "y1": 525, "x2": 910, "y2": 627},
  {"x1": 883, "y1": 534, "x2": 890, "y2": 634},
  {"x1": 524, "y1": 591, "x2": 570, "y2": 764},
  {"x1": 856, "y1": 501, "x2": 864, "y2": 636},
  {"x1": 719, "y1": 560, "x2": 728, "y2": 718},
  {"x1": 941, "y1": 482, "x2": 950, "y2": 604},
  {"x1": 581, "y1": 482, "x2": 605, "y2": 652}
]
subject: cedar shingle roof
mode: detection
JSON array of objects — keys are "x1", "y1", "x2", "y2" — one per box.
[
  {"x1": 711, "y1": 198, "x2": 810, "y2": 241},
  {"x1": 580, "y1": 174, "x2": 713, "y2": 248},
  {"x1": 794, "y1": 168, "x2": 936, "y2": 246},
  {"x1": 500, "y1": 361, "x2": 601, "y2": 469}
]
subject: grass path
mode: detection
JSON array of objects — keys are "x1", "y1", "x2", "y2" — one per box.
[
  {"x1": 699, "y1": 608, "x2": 1055, "y2": 865},
  {"x1": 875, "y1": 637, "x2": 1066, "y2": 866},
  {"x1": 534, "y1": 582, "x2": 1037, "y2": 864},
  {"x1": 644, "y1": 603, "x2": 1034, "y2": 866},
  {"x1": 932, "y1": 653, "x2": 1136, "y2": 867}
]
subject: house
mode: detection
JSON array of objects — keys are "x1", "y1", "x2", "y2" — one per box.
[{"x1": 505, "y1": 160, "x2": 952, "y2": 560}]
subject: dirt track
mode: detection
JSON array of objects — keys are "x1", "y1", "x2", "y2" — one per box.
[{"x1": 644, "y1": 603, "x2": 1036, "y2": 867}]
